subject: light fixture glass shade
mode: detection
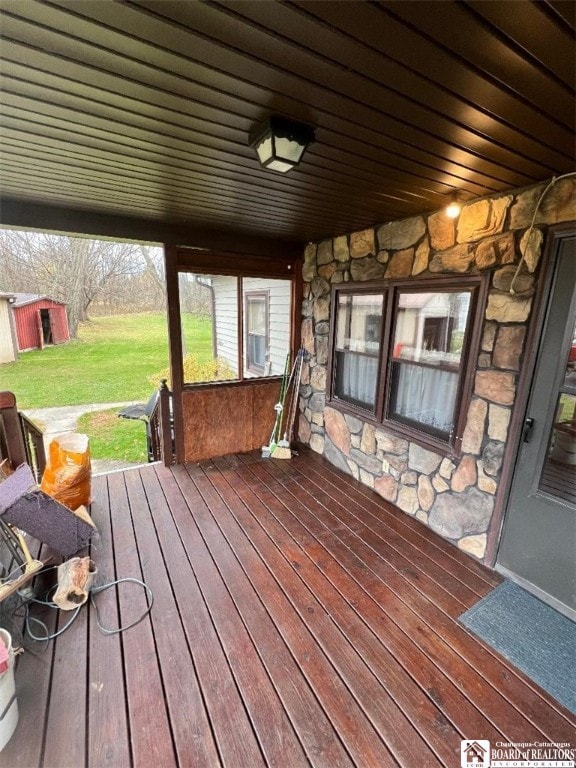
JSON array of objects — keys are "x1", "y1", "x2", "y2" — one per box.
[{"x1": 250, "y1": 116, "x2": 315, "y2": 173}]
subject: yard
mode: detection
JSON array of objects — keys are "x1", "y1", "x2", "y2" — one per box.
[
  {"x1": 2, "y1": 312, "x2": 211, "y2": 462},
  {"x1": 2, "y1": 312, "x2": 212, "y2": 408}
]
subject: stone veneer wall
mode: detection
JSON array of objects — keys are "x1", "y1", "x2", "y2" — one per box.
[{"x1": 298, "y1": 178, "x2": 575, "y2": 562}]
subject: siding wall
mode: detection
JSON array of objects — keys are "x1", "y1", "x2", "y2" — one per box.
[
  {"x1": 213, "y1": 277, "x2": 292, "y2": 377},
  {"x1": 213, "y1": 276, "x2": 239, "y2": 373},
  {"x1": 0, "y1": 299, "x2": 17, "y2": 363}
]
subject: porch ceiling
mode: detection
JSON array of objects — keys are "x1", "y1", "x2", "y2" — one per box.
[{"x1": 0, "y1": 0, "x2": 574, "y2": 246}]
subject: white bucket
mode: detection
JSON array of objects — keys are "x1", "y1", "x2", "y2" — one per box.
[{"x1": 0, "y1": 628, "x2": 18, "y2": 752}]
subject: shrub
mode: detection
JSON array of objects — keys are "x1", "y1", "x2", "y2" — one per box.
[{"x1": 148, "y1": 354, "x2": 236, "y2": 388}]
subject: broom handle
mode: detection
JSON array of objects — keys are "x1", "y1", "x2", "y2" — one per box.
[
  {"x1": 269, "y1": 352, "x2": 290, "y2": 445},
  {"x1": 283, "y1": 348, "x2": 304, "y2": 443},
  {"x1": 276, "y1": 353, "x2": 300, "y2": 440}
]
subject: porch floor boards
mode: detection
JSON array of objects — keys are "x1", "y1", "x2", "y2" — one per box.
[{"x1": 5, "y1": 448, "x2": 575, "y2": 768}]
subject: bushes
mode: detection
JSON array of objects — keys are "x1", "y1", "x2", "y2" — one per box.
[{"x1": 148, "y1": 354, "x2": 235, "y2": 388}]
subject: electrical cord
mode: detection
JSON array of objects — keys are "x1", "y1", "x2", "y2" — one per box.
[
  {"x1": 90, "y1": 578, "x2": 154, "y2": 635},
  {"x1": 510, "y1": 171, "x2": 576, "y2": 295},
  {"x1": 14, "y1": 566, "x2": 154, "y2": 643}
]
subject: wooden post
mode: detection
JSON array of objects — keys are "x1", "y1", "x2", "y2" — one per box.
[
  {"x1": 159, "y1": 379, "x2": 173, "y2": 467},
  {"x1": 0, "y1": 392, "x2": 27, "y2": 469}
]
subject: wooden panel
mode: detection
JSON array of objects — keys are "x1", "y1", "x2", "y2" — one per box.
[{"x1": 182, "y1": 380, "x2": 280, "y2": 462}]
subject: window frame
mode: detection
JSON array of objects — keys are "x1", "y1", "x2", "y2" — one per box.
[
  {"x1": 244, "y1": 290, "x2": 270, "y2": 374},
  {"x1": 331, "y1": 288, "x2": 387, "y2": 414},
  {"x1": 327, "y1": 274, "x2": 488, "y2": 456}
]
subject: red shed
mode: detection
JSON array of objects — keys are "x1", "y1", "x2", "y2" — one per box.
[{"x1": 11, "y1": 294, "x2": 70, "y2": 351}]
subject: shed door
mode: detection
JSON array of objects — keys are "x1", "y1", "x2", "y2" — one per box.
[
  {"x1": 50, "y1": 308, "x2": 67, "y2": 344},
  {"x1": 497, "y1": 233, "x2": 576, "y2": 620}
]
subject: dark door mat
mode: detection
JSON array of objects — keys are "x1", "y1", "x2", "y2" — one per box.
[{"x1": 460, "y1": 580, "x2": 576, "y2": 715}]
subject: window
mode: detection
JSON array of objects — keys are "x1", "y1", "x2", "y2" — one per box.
[
  {"x1": 178, "y1": 272, "x2": 291, "y2": 385},
  {"x1": 333, "y1": 292, "x2": 384, "y2": 411},
  {"x1": 329, "y1": 277, "x2": 486, "y2": 451},
  {"x1": 388, "y1": 289, "x2": 471, "y2": 441},
  {"x1": 245, "y1": 291, "x2": 269, "y2": 373}
]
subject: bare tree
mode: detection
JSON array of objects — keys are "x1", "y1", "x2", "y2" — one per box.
[{"x1": 0, "y1": 230, "x2": 164, "y2": 335}]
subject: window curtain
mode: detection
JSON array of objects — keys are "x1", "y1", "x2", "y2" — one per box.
[
  {"x1": 336, "y1": 352, "x2": 378, "y2": 409},
  {"x1": 390, "y1": 364, "x2": 458, "y2": 434}
]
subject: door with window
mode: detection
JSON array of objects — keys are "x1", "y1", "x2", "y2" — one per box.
[{"x1": 497, "y1": 232, "x2": 576, "y2": 619}]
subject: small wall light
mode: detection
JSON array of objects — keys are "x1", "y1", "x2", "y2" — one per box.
[
  {"x1": 250, "y1": 115, "x2": 315, "y2": 173},
  {"x1": 445, "y1": 191, "x2": 464, "y2": 219}
]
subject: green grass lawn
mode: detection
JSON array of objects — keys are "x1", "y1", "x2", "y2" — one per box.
[
  {"x1": 1, "y1": 312, "x2": 213, "y2": 409},
  {"x1": 77, "y1": 407, "x2": 149, "y2": 463}
]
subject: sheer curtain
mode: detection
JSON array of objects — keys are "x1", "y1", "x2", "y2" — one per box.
[
  {"x1": 336, "y1": 352, "x2": 378, "y2": 409},
  {"x1": 390, "y1": 363, "x2": 458, "y2": 435}
]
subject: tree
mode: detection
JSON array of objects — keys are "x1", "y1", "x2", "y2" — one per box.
[{"x1": 0, "y1": 230, "x2": 164, "y2": 336}]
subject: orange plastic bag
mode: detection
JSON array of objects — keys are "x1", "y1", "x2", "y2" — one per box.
[{"x1": 40, "y1": 433, "x2": 91, "y2": 510}]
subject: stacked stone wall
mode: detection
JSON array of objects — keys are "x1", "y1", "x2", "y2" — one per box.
[{"x1": 299, "y1": 178, "x2": 575, "y2": 561}]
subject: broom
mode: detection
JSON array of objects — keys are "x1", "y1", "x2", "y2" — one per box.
[
  {"x1": 271, "y1": 348, "x2": 304, "y2": 459},
  {"x1": 261, "y1": 352, "x2": 291, "y2": 457}
]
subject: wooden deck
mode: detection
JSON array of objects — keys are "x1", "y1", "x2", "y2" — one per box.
[{"x1": 5, "y1": 448, "x2": 575, "y2": 767}]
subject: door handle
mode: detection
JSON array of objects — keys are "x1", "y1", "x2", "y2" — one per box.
[{"x1": 523, "y1": 417, "x2": 534, "y2": 443}]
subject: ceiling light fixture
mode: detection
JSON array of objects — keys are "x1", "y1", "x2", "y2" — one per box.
[
  {"x1": 249, "y1": 115, "x2": 315, "y2": 173},
  {"x1": 445, "y1": 191, "x2": 464, "y2": 219}
]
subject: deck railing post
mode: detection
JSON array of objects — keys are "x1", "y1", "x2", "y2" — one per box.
[
  {"x1": 0, "y1": 392, "x2": 27, "y2": 470},
  {"x1": 0, "y1": 392, "x2": 47, "y2": 482},
  {"x1": 158, "y1": 379, "x2": 174, "y2": 466},
  {"x1": 19, "y1": 412, "x2": 47, "y2": 482}
]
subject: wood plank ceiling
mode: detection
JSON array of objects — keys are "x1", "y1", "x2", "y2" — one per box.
[{"x1": 0, "y1": 0, "x2": 574, "y2": 246}]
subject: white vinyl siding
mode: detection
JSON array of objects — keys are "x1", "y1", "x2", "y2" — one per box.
[
  {"x1": 212, "y1": 276, "x2": 291, "y2": 377},
  {"x1": 0, "y1": 299, "x2": 17, "y2": 363},
  {"x1": 212, "y1": 276, "x2": 239, "y2": 374}
]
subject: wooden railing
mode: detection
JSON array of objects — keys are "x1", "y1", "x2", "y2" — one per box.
[
  {"x1": 148, "y1": 380, "x2": 175, "y2": 466},
  {"x1": 0, "y1": 391, "x2": 47, "y2": 482},
  {"x1": 20, "y1": 412, "x2": 47, "y2": 483}
]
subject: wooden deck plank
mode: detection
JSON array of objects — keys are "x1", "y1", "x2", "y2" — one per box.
[
  {"x1": 151, "y1": 468, "x2": 312, "y2": 768},
  {"x1": 106, "y1": 470, "x2": 176, "y2": 768},
  {"x1": 213, "y1": 454, "x2": 507, "y2": 752},
  {"x1": 209, "y1": 455, "x2": 471, "y2": 764},
  {"x1": 186, "y1": 460, "x2": 439, "y2": 768},
  {"x1": 135, "y1": 467, "x2": 226, "y2": 768},
  {"x1": 301, "y1": 448, "x2": 501, "y2": 592},
  {"x1": 286, "y1": 452, "x2": 575, "y2": 731},
  {"x1": 42, "y1": 566, "x2": 89, "y2": 768},
  {"x1": 245, "y1": 454, "x2": 471, "y2": 618},
  {"x1": 6, "y1": 449, "x2": 574, "y2": 767},
  {"x1": 0, "y1": 552, "x2": 57, "y2": 768},
  {"x1": 163, "y1": 463, "x2": 358, "y2": 768},
  {"x1": 87, "y1": 473, "x2": 131, "y2": 768},
  {"x1": 123, "y1": 468, "x2": 223, "y2": 768},
  {"x1": 243, "y1": 452, "x2": 576, "y2": 741}
]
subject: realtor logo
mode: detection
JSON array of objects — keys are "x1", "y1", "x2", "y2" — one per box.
[{"x1": 461, "y1": 740, "x2": 490, "y2": 768}]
